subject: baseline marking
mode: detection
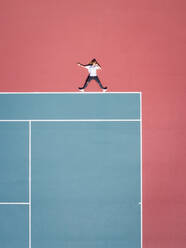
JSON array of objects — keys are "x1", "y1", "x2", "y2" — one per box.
[{"x1": 0, "y1": 92, "x2": 141, "y2": 94}]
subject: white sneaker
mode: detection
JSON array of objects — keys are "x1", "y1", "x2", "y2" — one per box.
[
  {"x1": 79, "y1": 88, "x2": 84, "y2": 92},
  {"x1": 102, "y1": 88, "x2": 107, "y2": 92}
]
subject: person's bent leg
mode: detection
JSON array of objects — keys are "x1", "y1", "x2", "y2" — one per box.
[
  {"x1": 79, "y1": 76, "x2": 91, "y2": 89},
  {"x1": 94, "y1": 76, "x2": 107, "y2": 89}
]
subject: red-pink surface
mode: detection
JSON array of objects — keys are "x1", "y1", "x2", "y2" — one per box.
[{"x1": 0, "y1": 0, "x2": 186, "y2": 247}]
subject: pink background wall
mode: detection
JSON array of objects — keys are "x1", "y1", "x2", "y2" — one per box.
[{"x1": 0, "y1": 0, "x2": 186, "y2": 247}]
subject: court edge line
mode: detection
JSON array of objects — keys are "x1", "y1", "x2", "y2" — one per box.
[
  {"x1": 29, "y1": 121, "x2": 31, "y2": 248},
  {"x1": 140, "y1": 92, "x2": 143, "y2": 248},
  {"x1": 0, "y1": 119, "x2": 141, "y2": 122},
  {"x1": 0, "y1": 92, "x2": 141, "y2": 94}
]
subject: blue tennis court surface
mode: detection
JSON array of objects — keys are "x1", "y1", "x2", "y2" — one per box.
[{"x1": 0, "y1": 93, "x2": 142, "y2": 248}]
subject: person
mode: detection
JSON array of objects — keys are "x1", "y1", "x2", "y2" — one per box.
[{"x1": 77, "y1": 59, "x2": 108, "y2": 91}]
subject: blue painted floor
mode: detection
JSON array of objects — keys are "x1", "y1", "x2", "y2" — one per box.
[{"x1": 0, "y1": 93, "x2": 141, "y2": 248}]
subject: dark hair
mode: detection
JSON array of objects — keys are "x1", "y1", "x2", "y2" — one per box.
[{"x1": 88, "y1": 58, "x2": 101, "y2": 66}]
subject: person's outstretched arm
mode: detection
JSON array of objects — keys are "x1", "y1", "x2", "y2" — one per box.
[{"x1": 77, "y1": 63, "x2": 88, "y2": 68}]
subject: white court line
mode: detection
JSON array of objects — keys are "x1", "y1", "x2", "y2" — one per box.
[
  {"x1": 0, "y1": 91, "x2": 141, "y2": 94},
  {"x1": 29, "y1": 121, "x2": 32, "y2": 248},
  {"x1": 0, "y1": 202, "x2": 30, "y2": 205},
  {"x1": 140, "y1": 92, "x2": 143, "y2": 248},
  {"x1": 0, "y1": 119, "x2": 141, "y2": 122}
]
